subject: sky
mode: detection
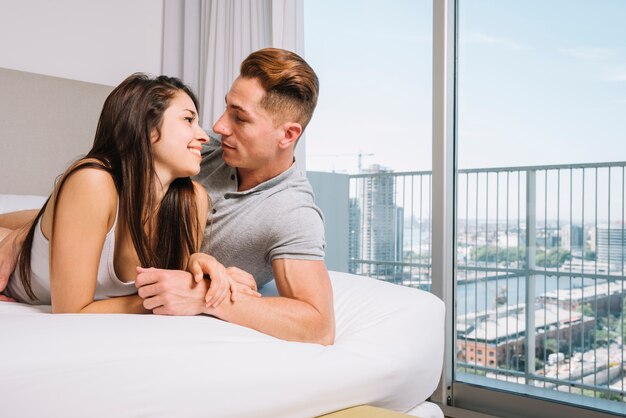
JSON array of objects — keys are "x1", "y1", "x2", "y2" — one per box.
[
  {"x1": 303, "y1": 0, "x2": 626, "y2": 174},
  {"x1": 304, "y1": 0, "x2": 432, "y2": 173}
]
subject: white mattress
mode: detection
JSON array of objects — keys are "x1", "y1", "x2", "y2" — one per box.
[
  {"x1": 0, "y1": 195, "x2": 445, "y2": 417},
  {"x1": 0, "y1": 193, "x2": 47, "y2": 214}
]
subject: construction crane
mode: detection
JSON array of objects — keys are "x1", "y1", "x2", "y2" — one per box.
[{"x1": 310, "y1": 151, "x2": 374, "y2": 173}]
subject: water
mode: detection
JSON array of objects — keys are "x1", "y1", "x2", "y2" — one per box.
[{"x1": 456, "y1": 274, "x2": 601, "y2": 314}]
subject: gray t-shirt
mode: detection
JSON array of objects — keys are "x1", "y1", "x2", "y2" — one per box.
[{"x1": 193, "y1": 138, "x2": 325, "y2": 287}]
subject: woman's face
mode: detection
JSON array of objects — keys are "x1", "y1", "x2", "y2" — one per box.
[{"x1": 151, "y1": 91, "x2": 209, "y2": 184}]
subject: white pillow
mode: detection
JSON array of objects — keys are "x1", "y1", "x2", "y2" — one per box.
[{"x1": 0, "y1": 194, "x2": 47, "y2": 214}]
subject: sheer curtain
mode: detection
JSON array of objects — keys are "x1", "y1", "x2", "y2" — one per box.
[{"x1": 162, "y1": 0, "x2": 306, "y2": 167}]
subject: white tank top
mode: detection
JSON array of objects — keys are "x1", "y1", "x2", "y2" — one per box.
[{"x1": 7, "y1": 202, "x2": 137, "y2": 305}]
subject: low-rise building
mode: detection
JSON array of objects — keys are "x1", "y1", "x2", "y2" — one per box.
[{"x1": 457, "y1": 303, "x2": 596, "y2": 370}]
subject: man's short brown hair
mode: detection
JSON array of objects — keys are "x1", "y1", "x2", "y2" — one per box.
[{"x1": 240, "y1": 48, "x2": 319, "y2": 130}]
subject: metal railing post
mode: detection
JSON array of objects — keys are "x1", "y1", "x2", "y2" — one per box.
[{"x1": 525, "y1": 169, "x2": 537, "y2": 383}]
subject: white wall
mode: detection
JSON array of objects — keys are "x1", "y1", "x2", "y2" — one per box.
[{"x1": 0, "y1": 0, "x2": 163, "y2": 86}]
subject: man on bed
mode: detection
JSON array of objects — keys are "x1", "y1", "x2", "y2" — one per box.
[{"x1": 0, "y1": 48, "x2": 335, "y2": 346}]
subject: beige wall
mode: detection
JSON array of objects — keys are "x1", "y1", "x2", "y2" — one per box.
[
  {"x1": 0, "y1": 68, "x2": 113, "y2": 195},
  {"x1": 0, "y1": 0, "x2": 163, "y2": 195}
]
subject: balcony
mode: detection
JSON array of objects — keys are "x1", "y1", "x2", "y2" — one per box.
[{"x1": 309, "y1": 160, "x2": 626, "y2": 412}]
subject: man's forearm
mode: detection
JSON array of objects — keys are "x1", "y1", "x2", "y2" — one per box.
[
  {"x1": 207, "y1": 259, "x2": 336, "y2": 345},
  {"x1": 206, "y1": 294, "x2": 335, "y2": 345},
  {"x1": 0, "y1": 209, "x2": 39, "y2": 229},
  {"x1": 133, "y1": 262, "x2": 335, "y2": 344}
]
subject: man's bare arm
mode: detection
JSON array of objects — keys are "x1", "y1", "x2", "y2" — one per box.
[
  {"x1": 135, "y1": 259, "x2": 335, "y2": 345},
  {"x1": 207, "y1": 259, "x2": 335, "y2": 345},
  {"x1": 0, "y1": 209, "x2": 38, "y2": 229}
]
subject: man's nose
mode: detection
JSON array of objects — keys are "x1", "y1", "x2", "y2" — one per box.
[{"x1": 213, "y1": 114, "x2": 231, "y2": 136}]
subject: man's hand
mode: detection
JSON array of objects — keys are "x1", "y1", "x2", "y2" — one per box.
[
  {"x1": 135, "y1": 267, "x2": 208, "y2": 316},
  {"x1": 135, "y1": 264, "x2": 262, "y2": 317}
]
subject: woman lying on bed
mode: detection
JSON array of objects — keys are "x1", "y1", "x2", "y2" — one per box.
[{"x1": 0, "y1": 74, "x2": 248, "y2": 313}]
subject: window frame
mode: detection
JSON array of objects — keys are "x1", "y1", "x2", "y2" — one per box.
[{"x1": 431, "y1": 1, "x2": 624, "y2": 417}]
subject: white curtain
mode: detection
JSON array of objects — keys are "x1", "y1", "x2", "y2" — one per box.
[{"x1": 162, "y1": 0, "x2": 306, "y2": 167}]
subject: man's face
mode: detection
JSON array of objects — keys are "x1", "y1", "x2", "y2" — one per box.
[{"x1": 212, "y1": 77, "x2": 284, "y2": 171}]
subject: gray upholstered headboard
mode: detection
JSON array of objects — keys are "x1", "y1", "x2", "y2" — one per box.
[{"x1": 0, "y1": 68, "x2": 114, "y2": 195}]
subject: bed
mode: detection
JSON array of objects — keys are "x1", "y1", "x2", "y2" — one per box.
[{"x1": 0, "y1": 68, "x2": 445, "y2": 417}]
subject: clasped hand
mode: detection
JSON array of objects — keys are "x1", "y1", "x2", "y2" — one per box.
[{"x1": 135, "y1": 253, "x2": 260, "y2": 315}]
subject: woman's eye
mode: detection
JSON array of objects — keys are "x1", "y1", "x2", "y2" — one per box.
[{"x1": 185, "y1": 117, "x2": 193, "y2": 123}]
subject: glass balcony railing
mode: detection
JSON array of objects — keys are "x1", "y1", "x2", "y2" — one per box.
[{"x1": 344, "y1": 161, "x2": 626, "y2": 409}]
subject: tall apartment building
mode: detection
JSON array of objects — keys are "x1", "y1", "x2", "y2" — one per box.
[
  {"x1": 560, "y1": 224, "x2": 584, "y2": 255},
  {"x1": 355, "y1": 165, "x2": 404, "y2": 278},
  {"x1": 596, "y1": 224, "x2": 626, "y2": 266},
  {"x1": 348, "y1": 197, "x2": 361, "y2": 274}
]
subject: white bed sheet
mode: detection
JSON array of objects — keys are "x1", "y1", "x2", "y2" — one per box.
[
  {"x1": 0, "y1": 194, "x2": 47, "y2": 214},
  {"x1": 0, "y1": 195, "x2": 444, "y2": 417},
  {"x1": 0, "y1": 272, "x2": 444, "y2": 417}
]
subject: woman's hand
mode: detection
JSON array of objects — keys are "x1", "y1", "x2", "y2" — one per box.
[
  {"x1": 225, "y1": 266, "x2": 261, "y2": 298},
  {"x1": 187, "y1": 253, "x2": 238, "y2": 308}
]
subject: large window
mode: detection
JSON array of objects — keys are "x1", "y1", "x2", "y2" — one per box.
[
  {"x1": 304, "y1": 0, "x2": 433, "y2": 285},
  {"x1": 304, "y1": 0, "x2": 626, "y2": 416},
  {"x1": 455, "y1": 0, "x2": 626, "y2": 414}
]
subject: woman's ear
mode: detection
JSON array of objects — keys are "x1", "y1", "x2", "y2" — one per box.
[
  {"x1": 150, "y1": 128, "x2": 160, "y2": 144},
  {"x1": 279, "y1": 123, "x2": 302, "y2": 149}
]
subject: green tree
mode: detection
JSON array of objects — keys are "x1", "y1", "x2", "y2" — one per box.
[
  {"x1": 471, "y1": 246, "x2": 526, "y2": 264},
  {"x1": 536, "y1": 249, "x2": 571, "y2": 267},
  {"x1": 598, "y1": 391, "x2": 624, "y2": 402},
  {"x1": 542, "y1": 338, "x2": 557, "y2": 355},
  {"x1": 577, "y1": 302, "x2": 594, "y2": 317},
  {"x1": 593, "y1": 329, "x2": 619, "y2": 347}
]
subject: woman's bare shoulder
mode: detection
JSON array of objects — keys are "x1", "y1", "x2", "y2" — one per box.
[
  {"x1": 57, "y1": 161, "x2": 117, "y2": 200},
  {"x1": 43, "y1": 160, "x2": 118, "y2": 230}
]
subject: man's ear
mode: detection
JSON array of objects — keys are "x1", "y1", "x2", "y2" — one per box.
[{"x1": 279, "y1": 123, "x2": 302, "y2": 149}]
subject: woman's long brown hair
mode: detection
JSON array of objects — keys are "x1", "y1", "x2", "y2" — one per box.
[{"x1": 16, "y1": 74, "x2": 204, "y2": 300}]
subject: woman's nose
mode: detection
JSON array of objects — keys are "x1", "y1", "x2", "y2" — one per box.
[{"x1": 196, "y1": 126, "x2": 209, "y2": 143}]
